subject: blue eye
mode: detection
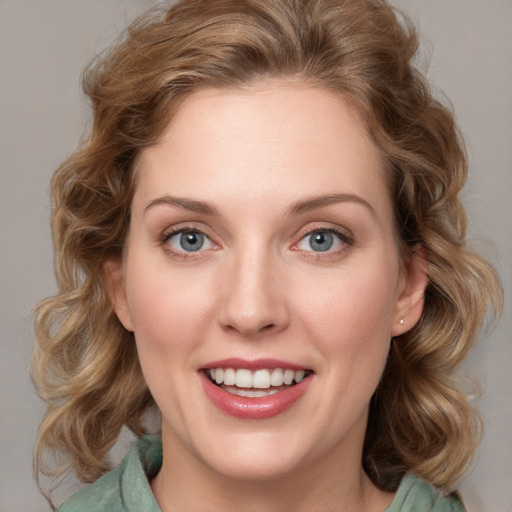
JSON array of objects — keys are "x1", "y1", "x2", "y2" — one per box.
[
  {"x1": 309, "y1": 231, "x2": 334, "y2": 252},
  {"x1": 166, "y1": 230, "x2": 213, "y2": 253},
  {"x1": 297, "y1": 229, "x2": 348, "y2": 253}
]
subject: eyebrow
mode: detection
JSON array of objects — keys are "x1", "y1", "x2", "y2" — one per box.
[
  {"x1": 144, "y1": 192, "x2": 375, "y2": 217},
  {"x1": 144, "y1": 196, "x2": 220, "y2": 216},
  {"x1": 287, "y1": 193, "x2": 375, "y2": 216}
]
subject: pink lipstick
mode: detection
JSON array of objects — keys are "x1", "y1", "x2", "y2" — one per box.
[{"x1": 199, "y1": 358, "x2": 313, "y2": 419}]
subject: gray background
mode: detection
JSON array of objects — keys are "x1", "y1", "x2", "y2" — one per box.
[{"x1": 0, "y1": 1, "x2": 510, "y2": 511}]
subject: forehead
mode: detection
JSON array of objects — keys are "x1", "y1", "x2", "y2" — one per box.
[{"x1": 135, "y1": 84, "x2": 390, "y2": 217}]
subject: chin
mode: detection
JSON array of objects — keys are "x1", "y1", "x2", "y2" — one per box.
[{"x1": 205, "y1": 451, "x2": 303, "y2": 482}]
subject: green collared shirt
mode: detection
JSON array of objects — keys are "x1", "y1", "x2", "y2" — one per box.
[{"x1": 58, "y1": 435, "x2": 465, "y2": 511}]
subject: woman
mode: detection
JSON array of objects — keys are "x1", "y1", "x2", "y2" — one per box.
[{"x1": 32, "y1": 0, "x2": 502, "y2": 510}]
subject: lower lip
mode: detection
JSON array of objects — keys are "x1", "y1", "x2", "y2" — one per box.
[{"x1": 200, "y1": 372, "x2": 312, "y2": 420}]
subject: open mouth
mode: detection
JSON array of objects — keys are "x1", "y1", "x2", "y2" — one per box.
[{"x1": 204, "y1": 367, "x2": 313, "y2": 398}]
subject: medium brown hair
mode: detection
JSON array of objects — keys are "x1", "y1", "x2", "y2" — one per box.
[{"x1": 33, "y1": 0, "x2": 502, "y2": 499}]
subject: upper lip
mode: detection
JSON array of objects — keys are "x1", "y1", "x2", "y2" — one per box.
[{"x1": 201, "y1": 358, "x2": 310, "y2": 371}]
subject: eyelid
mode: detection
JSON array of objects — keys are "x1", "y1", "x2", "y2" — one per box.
[
  {"x1": 160, "y1": 221, "x2": 212, "y2": 241},
  {"x1": 293, "y1": 222, "x2": 353, "y2": 243}
]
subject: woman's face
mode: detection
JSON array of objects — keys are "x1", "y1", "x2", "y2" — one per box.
[{"x1": 111, "y1": 84, "x2": 426, "y2": 483}]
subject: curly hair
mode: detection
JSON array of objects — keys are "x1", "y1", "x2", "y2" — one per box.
[{"x1": 32, "y1": 0, "x2": 502, "y2": 501}]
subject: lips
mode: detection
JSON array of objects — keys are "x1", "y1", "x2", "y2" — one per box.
[{"x1": 200, "y1": 358, "x2": 313, "y2": 419}]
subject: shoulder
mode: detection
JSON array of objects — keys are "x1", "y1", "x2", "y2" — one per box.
[
  {"x1": 386, "y1": 474, "x2": 466, "y2": 512},
  {"x1": 57, "y1": 465, "x2": 125, "y2": 512},
  {"x1": 57, "y1": 435, "x2": 162, "y2": 512}
]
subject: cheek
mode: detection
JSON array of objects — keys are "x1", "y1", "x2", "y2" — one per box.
[
  {"x1": 299, "y1": 264, "x2": 398, "y2": 359},
  {"x1": 124, "y1": 258, "x2": 215, "y2": 356}
]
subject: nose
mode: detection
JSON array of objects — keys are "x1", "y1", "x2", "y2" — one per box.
[{"x1": 218, "y1": 247, "x2": 290, "y2": 338}]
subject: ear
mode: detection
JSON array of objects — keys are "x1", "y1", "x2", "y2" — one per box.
[
  {"x1": 104, "y1": 258, "x2": 134, "y2": 332},
  {"x1": 391, "y1": 245, "x2": 429, "y2": 337}
]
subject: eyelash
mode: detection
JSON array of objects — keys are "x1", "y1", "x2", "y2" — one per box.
[{"x1": 160, "y1": 224, "x2": 354, "y2": 260}]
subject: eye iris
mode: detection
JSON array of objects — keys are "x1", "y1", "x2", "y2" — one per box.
[
  {"x1": 180, "y1": 231, "x2": 204, "y2": 252},
  {"x1": 310, "y1": 231, "x2": 333, "y2": 252}
]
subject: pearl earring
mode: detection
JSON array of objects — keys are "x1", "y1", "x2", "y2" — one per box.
[{"x1": 399, "y1": 319, "x2": 404, "y2": 325}]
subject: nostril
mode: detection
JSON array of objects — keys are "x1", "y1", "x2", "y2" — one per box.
[
  {"x1": 223, "y1": 323, "x2": 275, "y2": 333},
  {"x1": 221, "y1": 322, "x2": 278, "y2": 336}
]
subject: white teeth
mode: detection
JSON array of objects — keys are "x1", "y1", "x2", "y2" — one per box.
[
  {"x1": 223, "y1": 368, "x2": 236, "y2": 386},
  {"x1": 270, "y1": 368, "x2": 284, "y2": 386},
  {"x1": 224, "y1": 386, "x2": 281, "y2": 397},
  {"x1": 283, "y1": 369, "x2": 294, "y2": 385},
  {"x1": 207, "y1": 367, "x2": 309, "y2": 389},
  {"x1": 253, "y1": 369, "x2": 271, "y2": 389},
  {"x1": 235, "y1": 369, "x2": 252, "y2": 388},
  {"x1": 294, "y1": 370, "x2": 305, "y2": 383}
]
